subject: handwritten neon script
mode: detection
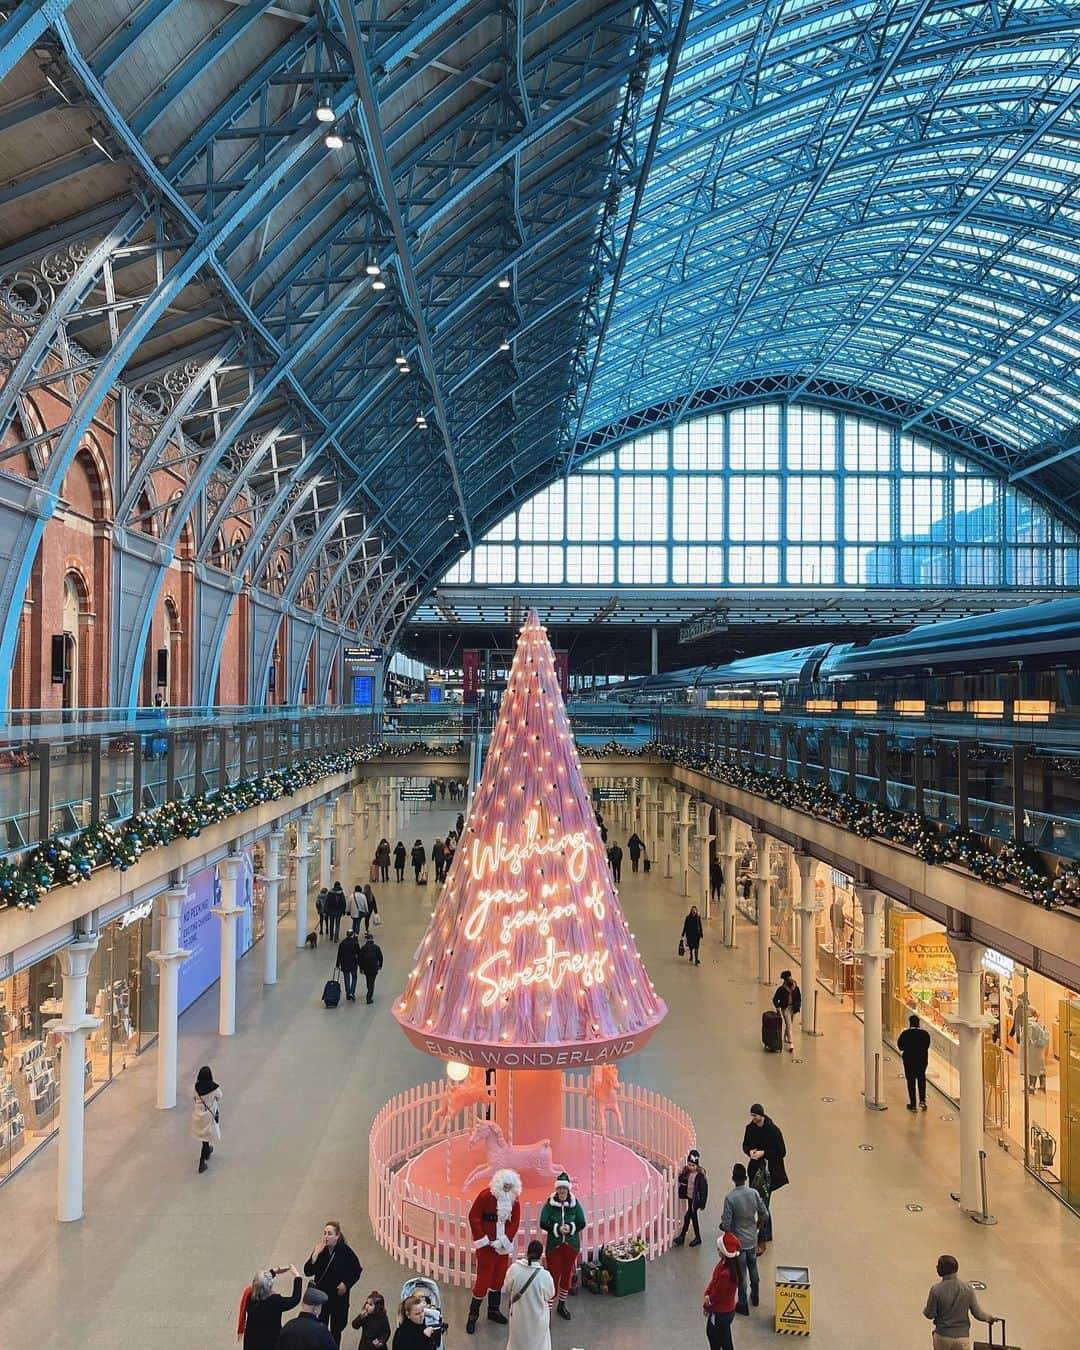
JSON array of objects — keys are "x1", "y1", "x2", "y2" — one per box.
[
  {"x1": 477, "y1": 940, "x2": 611, "y2": 1008},
  {"x1": 471, "y1": 811, "x2": 590, "y2": 884}
]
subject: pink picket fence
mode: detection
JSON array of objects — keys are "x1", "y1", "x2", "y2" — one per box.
[{"x1": 368, "y1": 1074, "x2": 696, "y2": 1287}]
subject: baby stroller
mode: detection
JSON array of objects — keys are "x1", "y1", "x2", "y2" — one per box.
[{"x1": 401, "y1": 1276, "x2": 448, "y2": 1344}]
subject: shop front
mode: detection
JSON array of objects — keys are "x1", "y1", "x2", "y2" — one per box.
[
  {"x1": 883, "y1": 898, "x2": 1080, "y2": 1214},
  {"x1": 0, "y1": 897, "x2": 159, "y2": 1184}
]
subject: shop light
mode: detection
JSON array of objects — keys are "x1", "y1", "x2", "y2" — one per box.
[
  {"x1": 970, "y1": 700, "x2": 1004, "y2": 720},
  {"x1": 805, "y1": 698, "x2": 837, "y2": 713},
  {"x1": 895, "y1": 700, "x2": 926, "y2": 717},
  {"x1": 324, "y1": 131, "x2": 344, "y2": 150},
  {"x1": 1014, "y1": 699, "x2": 1053, "y2": 723},
  {"x1": 841, "y1": 699, "x2": 878, "y2": 715},
  {"x1": 315, "y1": 105, "x2": 336, "y2": 123}
]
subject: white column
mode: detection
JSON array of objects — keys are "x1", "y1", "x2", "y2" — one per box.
[
  {"x1": 262, "y1": 829, "x2": 285, "y2": 986},
  {"x1": 147, "y1": 887, "x2": 191, "y2": 1108},
  {"x1": 337, "y1": 793, "x2": 354, "y2": 876},
  {"x1": 212, "y1": 853, "x2": 244, "y2": 1036},
  {"x1": 47, "y1": 936, "x2": 102, "y2": 1222},
  {"x1": 663, "y1": 785, "x2": 677, "y2": 878},
  {"x1": 293, "y1": 810, "x2": 313, "y2": 948},
  {"x1": 697, "y1": 801, "x2": 714, "y2": 920},
  {"x1": 676, "y1": 791, "x2": 692, "y2": 896},
  {"x1": 318, "y1": 801, "x2": 334, "y2": 891},
  {"x1": 721, "y1": 815, "x2": 738, "y2": 948},
  {"x1": 946, "y1": 934, "x2": 995, "y2": 1217},
  {"x1": 794, "y1": 852, "x2": 822, "y2": 1034},
  {"x1": 751, "y1": 828, "x2": 772, "y2": 986},
  {"x1": 854, "y1": 885, "x2": 892, "y2": 1110}
]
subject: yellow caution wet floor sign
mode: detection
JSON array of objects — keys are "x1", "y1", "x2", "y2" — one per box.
[{"x1": 774, "y1": 1265, "x2": 811, "y2": 1336}]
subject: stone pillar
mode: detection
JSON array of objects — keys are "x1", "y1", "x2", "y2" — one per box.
[
  {"x1": 47, "y1": 936, "x2": 102, "y2": 1222},
  {"x1": 318, "y1": 800, "x2": 335, "y2": 891},
  {"x1": 661, "y1": 785, "x2": 675, "y2": 879},
  {"x1": 855, "y1": 885, "x2": 892, "y2": 1110},
  {"x1": 676, "y1": 791, "x2": 692, "y2": 895},
  {"x1": 147, "y1": 886, "x2": 191, "y2": 1108},
  {"x1": 337, "y1": 792, "x2": 354, "y2": 876},
  {"x1": 262, "y1": 829, "x2": 285, "y2": 986},
  {"x1": 212, "y1": 853, "x2": 245, "y2": 1036},
  {"x1": 794, "y1": 852, "x2": 822, "y2": 1033},
  {"x1": 946, "y1": 934, "x2": 995, "y2": 1217},
  {"x1": 721, "y1": 815, "x2": 738, "y2": 948},
  {"x1": 696, "y1": 801, "x2": 714, "y2": 919},
  {"x1": 751, "y1": 828, "x2": 772, "y2": 986},
  {"x1": 293, "y1": 810, "x2": 314, "y2": 948}
]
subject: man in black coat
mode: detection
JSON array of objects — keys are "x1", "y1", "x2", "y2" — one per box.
[
  {"x1": 278, "y1": 1287, "x2": 338, "y2": 1350},
  {"x1": 627, "y1": 833, "x2": 644, "y2": 872},
  {"x1": 898, "y1": 1012, "x2": 932, "y2": 1111},
  {"x1": 607, "y1": 842, "x2": 623, "y2": 882},
  {"x1": 357, "y1": 933, "x2": 384, "y2": 1004},
  {"x1": 336, "y1": 932, "x2": 361, "y2": 1002},
  {"x1": 742, "y1": 1103, "x2": 788, "y2": 1247},
  {"x1": 326, "y1": 883, "x2": 347, "y2": 941}
]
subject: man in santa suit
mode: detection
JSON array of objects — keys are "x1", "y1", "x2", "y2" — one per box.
[{"x1": 467, "y1": 1168, "x2": 522, "y2": 1334}]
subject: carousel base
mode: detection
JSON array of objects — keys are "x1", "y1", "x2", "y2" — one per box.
[{"x1": 401, "y1": 1127, "x2": 655, "y2": 1207}]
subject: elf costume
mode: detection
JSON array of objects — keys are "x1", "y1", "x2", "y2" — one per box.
[
  {"x1": 467, "y1": 1168, "x2": 522, "y2": 1334},
  {"x1": 538, "y1": 1172, "x2": 586, "y2": 1319}
]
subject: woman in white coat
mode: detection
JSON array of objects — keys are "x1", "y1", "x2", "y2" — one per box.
[
  {"x1": 502, "y1": 1240, "x2": 555, "y2": 1350},
  {"x1": 1027, "y1": 1009, "x2": 1050, "y2": 1091},
  {"x1": 191, "y1": 1064, "x2": 221, "y2": 1173}
]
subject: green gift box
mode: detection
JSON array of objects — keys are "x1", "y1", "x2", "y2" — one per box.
[{"x1": 601, "y1": 1249, "x2": 646, "y2": 1297}]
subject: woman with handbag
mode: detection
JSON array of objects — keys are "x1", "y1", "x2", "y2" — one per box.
[
  {"x1": 191, "y1": 1065, "x2": 221, "y2": 1174},
  {"x1": 682, "y1": 907, "x2": 704, "y2": 965},
  {"x1": 502, "y1": 1239, "x2": 555, "y2": 1350}
]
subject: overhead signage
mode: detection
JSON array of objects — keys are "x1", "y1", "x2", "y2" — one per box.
[
  {"x1": 679, "y1": 609, "x2": 728, "y2": 644},
  {"x1": 400, "y1": 785, "x2": 437, "y2": 801},
  {"x1": 593, "y1": 787, "x2": 629, "y2": 803},
  {"x1": 345, "y1": 645, "x2": 383, "y2": 662}
]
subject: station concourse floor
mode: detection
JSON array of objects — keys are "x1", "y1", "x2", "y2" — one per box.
[{"x1": 0, "y1": 804, "x2": 1073, "y2": 1350}]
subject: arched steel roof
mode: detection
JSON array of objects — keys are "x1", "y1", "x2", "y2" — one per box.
[{"x1": 1, "y1": 1, "x2": 1079, "y2": 663}]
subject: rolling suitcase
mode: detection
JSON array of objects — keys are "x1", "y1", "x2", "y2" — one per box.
[
  {"x1": 762, "y1": 1009, "x2": 783, "y2": 1052},
  {"x1": 974, "y1": 1321, "x2": 1020, "y2": 1349},
  {"x1": 322, "y1": 969, "x2": 342, "y2": 1008}
]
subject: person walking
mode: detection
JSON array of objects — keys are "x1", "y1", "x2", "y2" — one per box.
[
  {"x1": 316, "y1": 887, "x2": 329, "y2": 937},
  {"x1": 375, "y1": 839, "x2": 391, "y2": 884},
  {"x1": 627, "y1": 832, "x2": 643, "y2": 873},
  {"x1": 351, "y1": 1292, "x2": 391, "y2": 1350},
  {"x1": 502, "y1": 1239, "x2": 555, "y2": 1350},
  {"x1": 682, "y1": 907, "x2": 704, "y2": 965},
  {"x1": 539, "y1": 1171, "x2": 586, "y2": 1320},
  {"x1": 720, "y1": 1163, "x2": 768, "y2": 1314},
  {"x1": 444, "y1": 833, "x2": 457, "y2": 873},
  {"x1": 1027, "y1": 1007, "x2": 1050, "y2": 1091},
  {"x1": 362, "y1": 884, "x2": 378, "y2": 932},
  {"x1": 347, "y1": 885, "x2": 365, "y2": 935},
  {"x1": 922, "y1": 1254, "x2": 998, "y2": 1350},
  {"x1": 358, "y1": 932, "x2": 384, "y2": 1004},
  {"x1": 703, "y1": 1232, "x2": 742, "y2": 1350},
  {"x1": 278, "y1": 1287, "x2": 337, "y2": 1350},
  {"x1": 710, "y1": 858, "x2": 723, "y2": 904},
  {"x1": 411, "y1": 839, "x2": 426, "y2": 883},
  {"x1": 393, "y1": 841, "x2": 407, "y2": 882},
  {"x1": 898, "y1": 1012, "x2": 932, "y2": 1110},
  {"x1": 771, "y1": 971, "x2": 801, "y2": 1051},
  {"x1": 673, "y1": 1148, "x2": 709, "y2": 1247},
  {"x1": 327, "y1": 883, "x2": 346, "y2": 942},
  {"x1": 742, "y1": 1104, "x2": 788, "y2": 1248},
  {"x1": 191, "y1": 1065, "x2": 221, "y2": 1174},
  {"x1": 607, "y1": 842, "x2": 623, "y2": 883},
  {"x1": 337, "y1": 930, "x2": 361, "y2": 1003},
  {"x1": 304, "y1": 1221, "x2": 363, "y2": 1347},
  {"x1": 392, "y1": 1294, "x2": 444, "y2": 1350},
  {"x1": 239, "y1": 1266, "x2": 302, "y2": 1350},
  {"x1": 432, "y1": 838, "x2": 446, "y2": 884}
]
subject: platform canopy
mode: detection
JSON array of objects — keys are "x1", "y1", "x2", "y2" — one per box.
[{"x1": 4, "y1": 3, "x2": 1080, "y2": 649}]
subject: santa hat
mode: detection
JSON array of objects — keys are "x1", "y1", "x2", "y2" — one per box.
[{"x1": 490, "y1": 1168, "x2": 523, "y2": 1199}]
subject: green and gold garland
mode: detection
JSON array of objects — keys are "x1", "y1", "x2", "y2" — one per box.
[{"x1": 0, "y1": 740, "x2": 463, "y2": 910}]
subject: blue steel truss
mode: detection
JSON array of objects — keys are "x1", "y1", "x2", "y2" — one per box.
[{"x1": 0, "y1": 1, "x2": 1079, "y2": 693}]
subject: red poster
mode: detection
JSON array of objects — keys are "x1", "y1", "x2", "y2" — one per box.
[
  {"x1": 554, "y1": 649, "x2": 569, "y2": 701},
  {"x1": 462, "y1": 649, "x2": 479, "y2": 705}
]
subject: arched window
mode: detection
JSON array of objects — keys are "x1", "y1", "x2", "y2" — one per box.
[{"x1": 441, "y1": 402, "x2": 1079, "y2": 589}]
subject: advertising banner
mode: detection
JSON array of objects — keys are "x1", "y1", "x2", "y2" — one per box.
[
  {"x1": 462, "y1": 650, "x2": 479, "y2": 705},
  {"x1": 177, "y1": 845, "x2": 255, "y2": 1013}
]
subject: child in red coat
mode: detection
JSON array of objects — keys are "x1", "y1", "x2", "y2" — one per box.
[{"x1": 703, "y1": 1232, "x2": 741, "y2": 1350}]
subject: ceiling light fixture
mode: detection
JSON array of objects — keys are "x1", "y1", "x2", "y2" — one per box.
[
  {"x1": 499, "y1": 339, "x2": 511, "y2": 351},
  {"x1": 496, "y1": 276, "x2": 511, "y2": 289},
  {"x1": 395, "y1": 355, "x2": 407, "y2": 365},
  {"x1": 371, "y1": 278, "x2": 386, "y2": 291},
  {"x1": 324, "y1": 131, "x2": 344, "y2": 150},
  {"x1": 365, "y1": 260, "x2": 381, "y2": 276},
  {"x1": 315, "y1": 105, "x2": 336, "y2": 123}
]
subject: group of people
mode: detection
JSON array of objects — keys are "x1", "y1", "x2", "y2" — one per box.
[
  {"x1": 602, "y1": 834, "x2": 650, "y2": 883},
  {"x1": 316, "y1": 881, "x2": 379, "y2": 941},
  {"x1": 428, "y1": 817, "x2": 465, "y2": 884},
  {"x1": 427, "y1": 778, "x2": 467, "y2": 802}
]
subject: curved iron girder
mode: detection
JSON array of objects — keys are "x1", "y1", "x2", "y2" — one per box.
[{"x1": 0, "y1": 2, "x2": 73, "y2": 80}]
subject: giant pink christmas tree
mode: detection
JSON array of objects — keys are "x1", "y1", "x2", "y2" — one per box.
[{"x1": 395, "y1": 611, "x2": 666, "y2": 1065}]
